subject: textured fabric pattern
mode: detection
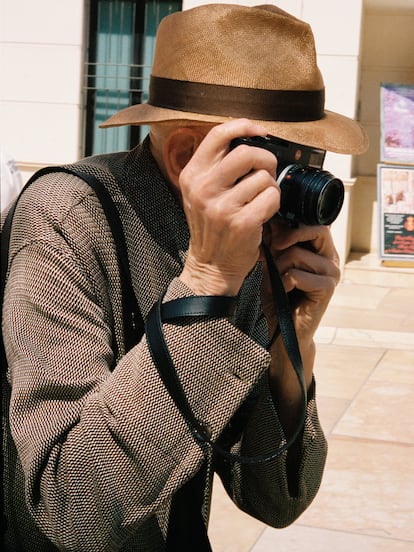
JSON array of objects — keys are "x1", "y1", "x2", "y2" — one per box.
[{"x1": 2, "y1": 138, "x2": 327, "y2": 551}]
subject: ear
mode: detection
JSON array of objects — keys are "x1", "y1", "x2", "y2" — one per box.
[{"x1": 162, "y1": 127, "x2": 205, "y2": 188}]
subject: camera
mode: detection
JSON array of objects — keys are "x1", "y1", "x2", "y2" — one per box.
[{"x1": 230, "y1": 135, "x2": 344, "y2": 226}]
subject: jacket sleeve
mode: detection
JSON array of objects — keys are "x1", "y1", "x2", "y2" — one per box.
[
  {"x1": 3, "y1": 180, "x2": 272, "y2": 549},
  {"x1": 215, "y1": 375, "x2": 328, "y2": 528},
  {"x1": 160, "y1": 279, "x2": 328, "y2": 528}
]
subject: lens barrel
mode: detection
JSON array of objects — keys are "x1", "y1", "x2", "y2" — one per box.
[{"x1": 277, "y1": 164, "x2": 344, "y2": 226}]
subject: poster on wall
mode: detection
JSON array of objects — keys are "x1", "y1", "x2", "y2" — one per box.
[
  {"x1": 377, "y1": 164, "x2": 414, "y2": 263},
  {"x1": 380, "y1": 83, "x2": 414, "y2": 165}
]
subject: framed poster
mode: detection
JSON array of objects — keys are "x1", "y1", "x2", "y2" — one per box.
[
  {"x1": 378, "y1": 164, "x2": 414, "y2": 263},
  {"x1": 380, "y1": 83, "x2": 414, "y2": 165}
]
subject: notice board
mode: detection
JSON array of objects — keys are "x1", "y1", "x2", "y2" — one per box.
[{"x1": 377, "y1": 164, "x2": 414, "y2": 263}]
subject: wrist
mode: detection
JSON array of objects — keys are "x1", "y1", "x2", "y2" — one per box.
[{"x1": 179, "y1": 264, "x2": 241, "y2": 296}]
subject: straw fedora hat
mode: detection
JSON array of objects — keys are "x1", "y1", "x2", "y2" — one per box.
[{"x1": 100, "y1": 3, "x2": 368, "y2": 155}]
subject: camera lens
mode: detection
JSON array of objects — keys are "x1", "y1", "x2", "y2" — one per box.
[
  {"x1": 277, "y1": 165, "x2": 344, "y2": 226},
  {"x1": 314, "y1": 176, "x2": 344, "y2": 225}
]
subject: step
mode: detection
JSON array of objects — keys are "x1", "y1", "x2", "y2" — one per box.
[{"x1": 342, "y1": 252, "x2": 414, "y2": 288}]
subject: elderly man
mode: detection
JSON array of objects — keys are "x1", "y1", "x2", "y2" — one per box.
[{"x1": 2, "y1": 4, "x2": 367, "y2": 550}]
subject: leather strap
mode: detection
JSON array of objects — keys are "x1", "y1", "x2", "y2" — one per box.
[
  {"x1": 161, "y1": 295, "x2": 236, "y2": 320},
  {"x1": 149, "y1": 76, "x2": 325, "y2": 122},
  {"x1": 262, "y1": 243, "x2": 307, "y2": 396},
  {"x1": 65, "y1": 169, "x2": 143, "y2": 353},
  {"x1": 145, "y1": 247, "x2": 307, "y2": 465},
  {"x1": 146, "y1": 295, "x2": 236, "y2": 446}
]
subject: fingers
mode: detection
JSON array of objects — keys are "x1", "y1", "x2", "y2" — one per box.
[
  {"x1": 282, "y1": 268, "x2": 338, "y2": 300},
  {"x1": 214, "y1": 146, "x2": 277, "y2": 191},
  {"x1": 270, "y1": 244, "x2": 340, "y2": 332},
  {"x1": 181, "y1": 118, "x2": 280, "y2": 238},
  {"x1": 188, "y1": 118, "x2": 269, "y2": 172},
  {"x1": 181, "y1": 120, "x2": 277, "y2": 195},
  {"x1": 268, "y1": 222, "x2": 340, "y2": 264},
  {"x1": 276, "y1": 244, "x2": 341, "y2": 286}
]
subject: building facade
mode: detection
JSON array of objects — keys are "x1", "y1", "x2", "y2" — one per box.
[{"x1": 1, "y1": 0, "x2": 413, "y2": 266}]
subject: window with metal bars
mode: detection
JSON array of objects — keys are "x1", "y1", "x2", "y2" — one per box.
[{"x1": 83, "y1": 0, "x2": 181, "y2": 156}]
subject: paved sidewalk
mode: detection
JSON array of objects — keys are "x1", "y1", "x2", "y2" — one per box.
[{"x1": 208, "y1": 253, "x2": 414, "y2": 551}]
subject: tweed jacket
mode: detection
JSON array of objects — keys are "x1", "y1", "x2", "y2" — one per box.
[{"x1": 2, "y1": 139, "x2": 327, "y2": 551}]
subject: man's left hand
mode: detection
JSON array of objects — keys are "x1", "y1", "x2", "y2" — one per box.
[{"x1": 260, "y1": 222, "x2": 340, "y2": 434}]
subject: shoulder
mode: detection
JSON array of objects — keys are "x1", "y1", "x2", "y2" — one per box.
[
  {"x1": 13, "y1": 170, "x2": 100, "y2": 238},
  {"x1": 13, "y1": 150, "x2": 132, "y2": 231},
  {"x1": 7, "y1": 163, "x2": 121, "y2": 271}
]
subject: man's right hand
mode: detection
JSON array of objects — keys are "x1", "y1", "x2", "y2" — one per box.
[{"x1": 178, "y1": 119, "x2": 280, "y2": 296}]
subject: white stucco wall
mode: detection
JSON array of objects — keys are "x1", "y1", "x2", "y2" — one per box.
[{"x1": 0, "y1": 0, "x2": 85, "y2": 184}]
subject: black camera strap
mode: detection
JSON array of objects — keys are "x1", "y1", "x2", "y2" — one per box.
[{"x1": 145, "y1": 243, "x2": 307, "y2": 465}]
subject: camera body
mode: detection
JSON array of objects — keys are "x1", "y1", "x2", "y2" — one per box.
[{"x1": 230, "y1": 135, "x2": 344, "y2": 226}]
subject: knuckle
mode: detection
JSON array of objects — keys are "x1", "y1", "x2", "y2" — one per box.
[
  {"x1": 259, "y1": 167, "x2": 277, "y2": 183},
  {"x1": 231, "y1": 212, "x2": 257, "y2": 237},
  {"x1": 211, "y1": 123, "x2": 230, "y2": 141},
  {"x1": 190, "y1": 191, "x2": 206, "y2": 212},
  {"x1": 207, "y1": 199, "x2": 226, "y2": 220}
]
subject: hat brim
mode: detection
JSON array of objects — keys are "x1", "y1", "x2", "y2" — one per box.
[{"x1": 100, "y1": 103, "x2": 368, "y2": 155}]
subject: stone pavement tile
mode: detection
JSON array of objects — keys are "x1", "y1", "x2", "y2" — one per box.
[
  {"x1": 313, "y1": 343, "x2": 383, "y2": 400},
  {"x1": 333, "y1": 381, "x2": 414, "y2": 443},
  {"x1": 314, "y1": 325, "x2": 337, "y2": 344},
  {"x1": 250, "y1": 524, "x2": 413, "y2": 551},
  {"x1": 315, "y1": 323, "x2": 414, "y2": 351},
  {"x1": 319, "y1": 283, "x2": 414, "y2": 334},
  {"x1": 331, "y1": 327, "x2": 414, "y2": 350},
  {"x1": 208, "y1": 276, "x2": 414, "y2": 551},
  {"x1": 333, "y1": 353, "x2": 414, "y2": 443},
  {"x1": 403, "y1": 313, "x2": 414, "y2": 333},
  {"x1": 342, "y1": 253, "x2": 414, "y2": 288},
  {"x1": 209, "y1": 437, "x2": 414, "y2": 552},
  {"x1": 316, "y1": 395, "x2": 350, "y2": 434},
  {"x1": 379, "y1": 287, "x2": 414, "y2": 316},
  {"x1": 208, "y1": 477, "x2": 265, "y2": 552},
  {"x1": 297, "y1": 438, "x2": 414, "y2": 543},
  {"x1": 329, "y1": 283, "x2": 390, "y2": 310},
  {"x1": 372, "y1": 349, "x2": 414, "y2": 384},
  {"x1": 319, "y1": 305, "x2": 407, "y2": 333}
]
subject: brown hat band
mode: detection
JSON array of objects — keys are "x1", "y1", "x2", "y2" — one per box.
[{"x1": 149, "y1": 76, "x2": 325, "y2": 122}]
